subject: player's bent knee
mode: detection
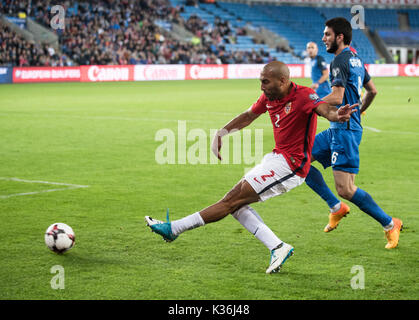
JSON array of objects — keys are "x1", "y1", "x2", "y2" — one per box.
[
  {"x1": 239, "y1": 179, "x2": 260, "y2": 203},
  {"x1": 336, "y1": 186, "x2": 356, "y2": 200},
  {"x1": 222, "y1": 180, "x2": 259, "y2": 213}
]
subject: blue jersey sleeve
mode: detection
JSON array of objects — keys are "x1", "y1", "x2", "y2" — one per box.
[
  {"x1": 363, "y1": 67, "x2": 371, "y2": 85},
  {"x1": 330, "y1": 57, "x2": 349, "y2": 88},
  {"x1": 317, "y1": 56, "x2": 328, "y2": 71}
]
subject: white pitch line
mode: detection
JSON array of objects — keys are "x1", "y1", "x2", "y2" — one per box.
[
  {"x1": 382, "y1": 130, "x2": 419, "y2": 136},
  {"x1": 363, "y1": 126, "x2": 382, "y2": 133},
  {"x1": 149, "y1": 109, "x2": 237, "y2": 116},
  {"x1": 317, "y1": 118, "x2": 381, "y2": 133},
  {"x1": 2, "y1": 111, "x2": 419, "y2": 135},
  {"x1": 0, "y1": 112, "x2": 383, "y2": 132},
  {"x1": 0, "y1": 112, "x2": 218, "y2": 124},
  {"x1": 0, "y1": 177, "x2": 89, "y2": 199},
  {"x1": 0, "y1": 177, "x2": 88, "y2": 187}
]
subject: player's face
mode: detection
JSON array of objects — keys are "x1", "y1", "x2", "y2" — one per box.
[
  {"x1": 306, "y1": 43, "x2": 318, "y2": 58},
  {"x1": 260, "y1": 71, "x2": 286, "y2": 101},
  {"x1": 322, "y1": 27, "x2": 339, "y2": 54}
]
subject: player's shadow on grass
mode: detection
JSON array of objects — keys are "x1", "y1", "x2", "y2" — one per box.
[{"x1": 47, "y1": 251, "x2": 130, "y2": 266}]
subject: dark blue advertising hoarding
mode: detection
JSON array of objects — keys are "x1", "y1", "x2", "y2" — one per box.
[{"x1": 0, "y1": 67, "x2": 13, "y2": 84}]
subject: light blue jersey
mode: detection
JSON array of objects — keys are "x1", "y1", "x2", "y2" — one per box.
[{"x1": 311, "y1": 55, "x2": 331, "y2": 98}]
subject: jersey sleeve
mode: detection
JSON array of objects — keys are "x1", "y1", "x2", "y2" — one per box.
[
  {"x1": 317, "y1": 56, "x2": 328, "y2": 71},
  {"x1": 363, "y1": 67, "x2": 371, "y2": 85},
  {"x1": 301, "y1": 87, "x2": 326, "y2": 114},
  {"x1": 330, "y1": 57, "x2": 349, "y2": 88},
  {"x1": 251, "y1": 93, "x2": 268, "y2": 114}
]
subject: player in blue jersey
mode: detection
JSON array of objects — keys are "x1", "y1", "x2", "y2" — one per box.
[
  {"x1": 306, "y1": 41, "x2": 332, "y2": 98},
  {"x1": 305, "y1": 17, "x2": 403, "y2": 249}
]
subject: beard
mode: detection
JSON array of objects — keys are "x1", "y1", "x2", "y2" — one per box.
[
  {"x1": 326, "y1": 39, "x2": 339, "y2": 53},
  {"x1": 265, "y1": 91, "x2": 279, "y2": 101}
]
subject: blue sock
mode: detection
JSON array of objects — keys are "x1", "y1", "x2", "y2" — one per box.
[
  {"x1": 350, "y1": 188, "x2": 392, "y2": 227},
  {"x1": 305, "y1": 166, "x2": 340, "y2": 209}
]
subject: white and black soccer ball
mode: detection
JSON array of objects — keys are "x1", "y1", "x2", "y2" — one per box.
[{"x1": 45, "y1": 223, "x2": 75, "y2": 253}]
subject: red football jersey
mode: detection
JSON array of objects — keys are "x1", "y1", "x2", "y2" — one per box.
[{"x1": 251, "y1": 82, "x2": 326, "y2": 177}]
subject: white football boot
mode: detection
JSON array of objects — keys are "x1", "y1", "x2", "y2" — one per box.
[{"x1": 266, "y1": 242, "x2": 294, "y2": 274}]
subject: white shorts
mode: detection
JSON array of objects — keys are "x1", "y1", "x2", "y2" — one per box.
[{"x1": 244, "y1": 152, "x2": 305, "y2": 202}]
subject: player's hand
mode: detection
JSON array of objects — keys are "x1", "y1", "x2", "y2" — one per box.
[
  {"x1": 310, "y1": 83, "x2": 319, "y2": 90},
  {"x1": 337, "y1": 103, "x2": 358, "y2": 123},
  {"x1": 211, "y1": 131, "x2": 223, "y2": 161}
]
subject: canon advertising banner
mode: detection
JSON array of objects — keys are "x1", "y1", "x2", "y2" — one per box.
[
  {"x1": 6, "y1": 64, "x2": 419, "y2": 84},
  {"x1": 134, "y1": 65, "x2": 186, "y2": 81},
  {"x1": 185, "y1": 64, "x2": 228, "y2": 80},
  {"x1": 399, "y1": 64, "x2": 419, "y2": 77},
  {"x1": 365, "y1": 64, "x2": 399, "y2": 77},
  {"x1": 227, "y1": 64, "x2": 265, "y2": 79},
  {"x1": 80, "y1": 65, "x2": 134, "y2": 82}
]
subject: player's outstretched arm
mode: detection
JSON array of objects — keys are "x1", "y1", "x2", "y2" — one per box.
[
  {"x1": 315, "y1": 103, "x2": 358, "y2": 123},
  {"x1": 321, "y1": 86, "x2": 345, "y2": 106},
  {"x1": 211, "y1": 109, "x2": 261, "y2": 161},
  {"x1": 360, "y1": 80, "x2": 377, "y2": 114}
]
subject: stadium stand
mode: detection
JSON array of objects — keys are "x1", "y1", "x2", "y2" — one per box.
[
  {"x1": 406, "y1": 9, "x2": 419, "y2": 30},
  {"x1": 1, "y1": 0, "x2": 418, "y2": 67},
  {"x1": 374, "y1": 8, "x2": 419, "y2": 48},
  {"x1": 0, "y1": 24, "x2": 65, "y2": 66},
  {"x1": 174, "y1": 1, "x2": 383, "y2": 64},
  {"x1": 1, "y1": 0, "x2": 279, "y2": 66},
  {"x1": 175, "y1": 0, "x2": 303, "y2": 63},
  {"x1": 364, "y1": 8, "x2": 399, "y2": 30}
]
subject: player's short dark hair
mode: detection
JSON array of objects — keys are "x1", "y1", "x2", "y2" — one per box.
[{"x1": 325, "y1": 17, "x2": 352, "y2": 45}]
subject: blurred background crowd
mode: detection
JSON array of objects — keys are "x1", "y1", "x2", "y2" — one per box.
[{"x1": 0, "y1": 0, "x2": 276, "y2": 66}]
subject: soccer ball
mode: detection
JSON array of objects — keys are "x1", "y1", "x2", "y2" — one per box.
[{"x1": 45, "y1": 223, "x2": 75, "y2": 253}]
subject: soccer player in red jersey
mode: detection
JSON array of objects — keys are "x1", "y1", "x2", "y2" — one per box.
[{"x1": 146, "y1": 61, "x2": 356, "y2": 273}]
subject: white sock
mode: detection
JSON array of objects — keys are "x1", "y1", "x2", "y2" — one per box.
[
  {"x1": 383, "y1": 220, "x2": 394, "y2": 231},
  {"x1": 330, "y1": 202, "x2": 341, "y2": 213},
  {"x1": 232, "y1": 205, "x2": 282, "y2": 251},
  {"x1": 171, "y1": 212, "x2": 205, "y2": 236}
]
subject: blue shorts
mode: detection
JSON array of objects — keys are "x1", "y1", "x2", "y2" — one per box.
[{"x1": 311, "y1": 128, "x2": 363, "y2": 174}]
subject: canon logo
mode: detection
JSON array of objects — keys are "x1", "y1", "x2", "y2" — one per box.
[
  {"x1": 144, "y1": 66, "x2": 181, "y2": 80},
  {"x1": 228, "y1": 64, "x2": 263, "y2": 79},
  {"x1": 404, "y1": 64, "x2": 419, "y2": 77},
  {"x1": 88, "y1": 66, "x2": 129, "y2": 82},
  {"x1": 366, "y1": 64, "x2": 398, "y2": 77},
  {"x1": 288, "y1": 66, "x2": 303, "y2": 78},
  {"x1": 189, "y1": 65, "x2": 224, "y2": 80},
  {"x1": 235, "y1": 67, "x2": 262, "y2": 78}
]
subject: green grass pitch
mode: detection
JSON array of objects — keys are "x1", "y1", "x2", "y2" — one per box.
[{"x1": 0, "y1": 77, "x2": 418, "y2": 300}]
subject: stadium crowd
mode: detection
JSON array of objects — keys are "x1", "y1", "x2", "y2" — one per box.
[
  {"x1": 0, "y1": 25, "x2": 68, "y2": 67},
  {"x1": 0, "y1": 0, "x2": 276, "y2": 66}
]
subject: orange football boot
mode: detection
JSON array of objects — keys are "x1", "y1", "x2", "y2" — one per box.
[
  {"x1": 324, "y1": 202, "x2": 350, "y2": 232},
  {"x1": 385, "y1": 218, "x2": 403, "y2": 249}
]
